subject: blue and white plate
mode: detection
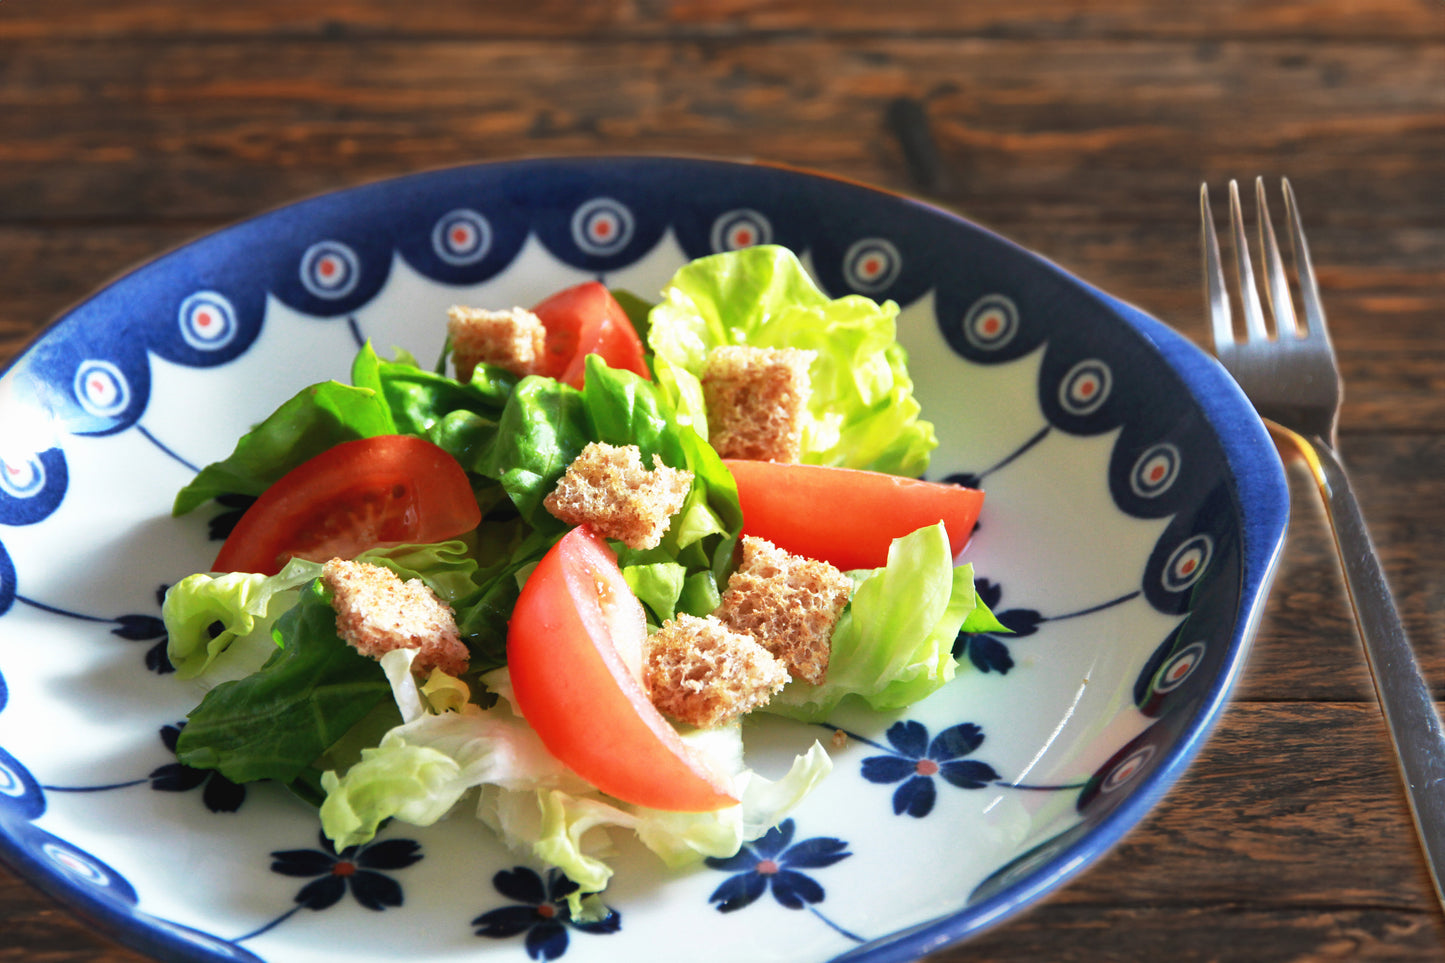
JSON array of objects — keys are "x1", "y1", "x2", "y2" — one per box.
[{"x1": 0, "y1": 157, "x2": 1288, "y2": 962}]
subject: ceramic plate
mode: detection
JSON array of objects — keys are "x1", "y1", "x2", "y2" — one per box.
[{"x1": 0, "y1": 157, "x2": 1288, "y2": 962}]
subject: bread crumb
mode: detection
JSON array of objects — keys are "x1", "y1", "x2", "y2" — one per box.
[
  {"x1": 702, "y1": 345, "x2": 814, "y2": 462},
  {"x1": 830, "y1": 728, "x2": 849, "y2": 751},
  {"x1": 322, "y1": 558, "x2": 468, "y2": 677},
  {"x1": 644, "y1": 613, "x2": 788, "y2": 728},
  {"x1": 448, "y1": 305, "x2": 546, "y2": 382},
  {"x1": 543, "y1": 442, "x2": 693, "y2": 550},
  {"x1": 715, "y1": 536, "x2": 851, "y2": 685}
]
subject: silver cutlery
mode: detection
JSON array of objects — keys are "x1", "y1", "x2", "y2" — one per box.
[{"x1": 1202, "y1": 176, "x2": 1445, "y2": 910}]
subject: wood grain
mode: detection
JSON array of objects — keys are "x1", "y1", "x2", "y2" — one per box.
[
  {"x1": 937, "y1": 702, "x2": 1445, "y2": 960},
  {"x1": 1, "y1": 0, "x2": 1442, "y2": 42},
  {"x1": 1, "y1": 1, "x2": 1442, "y2": 960},
  {"x1": 0, "y1": 36, "x2": 1439, "y2": 227}
]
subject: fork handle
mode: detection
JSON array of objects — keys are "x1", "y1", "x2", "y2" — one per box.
[{"x1": 1301, "y1": 431, "x2": 1445, "y2": 907}]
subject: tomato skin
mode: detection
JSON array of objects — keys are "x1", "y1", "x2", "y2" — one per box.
[
  {"x1": 530, "y1": 281, "x2": 650, "y2": 388},
  {"x1": 507, "y1": 526, "x2": 737, "y2": 812},
  {"x1": 211, "y1": 435, "x2": 482, "y2": 575},
  {"x1": 723, "y1": 460, "x2": 984, "y2": 571}
]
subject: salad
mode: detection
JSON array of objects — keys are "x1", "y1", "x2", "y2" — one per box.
[{"x1": 160, "y1": 244, "x2": 1005, "y2": 916}]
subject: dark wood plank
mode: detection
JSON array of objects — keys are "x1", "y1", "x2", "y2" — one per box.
[
  {"x1": 0, "y1": 889, "x2": 148, "y2": 963},
  {"x1": 1233, "y1": 433, "x2": 1445, "y2": 702},
  {"x1": 1, "y1": 2, "x2": 1441, "y2": 960},
  {"x1": 935, "y1": 904, "x2": 1443, "y2": 962},
  {"x1": 1, "y1": 0, "x2": 1441, "y2": 42},
  {"x1": 0, "y1": 37, "x2": 1438, "y2": 227},
  {"x1": 928, "y1": 701, "x2": 1445, "y2": 960}
]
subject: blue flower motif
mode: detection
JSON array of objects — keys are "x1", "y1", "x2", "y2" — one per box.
[
  {"x1": 134, "y1": 583, "x2": 176, "y2": 674},
  {"x1": 860, "y1": 720, "x2": 1000, "y2": 817},
  {"x1": 953, "y1": 578, "x2": 1040, "y2": 674},
  {"x1": 269, "y1": 831, "x2": 421, "y2": 911},
  {"x1": 207, "y1": 493, "x2": 257, "y2": 542},
  {"x1": 148, "y1": 723, "x2": 245, "y2": 812},
  {"x1": 472, "y1": 867, "x2": 620, "y2": 961},
  {"x1": 705, "y1": 819, "x2": 850, "y2": 913}
]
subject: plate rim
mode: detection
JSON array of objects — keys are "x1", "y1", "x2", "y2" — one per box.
[{"x1": 0, "y1": 154, "x2": 1291, "y2": 963}]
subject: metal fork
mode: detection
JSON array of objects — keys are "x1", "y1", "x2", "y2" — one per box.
[{"x1": 1202, "y1": 177, "x2": 1445, "y2": 910}]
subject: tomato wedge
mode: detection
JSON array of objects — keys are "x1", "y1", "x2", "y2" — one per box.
[
  {"x1": 212, "y1": 435, "x2": 482, "y2": 575},
  {"x1": 723, "y1": 460, "x2": 984, "y2": 571},
  {"x1": 531, "y1": 281, "x2": 650, "y2": 388},
  {"x1": 507, "y1": 526, "x2": 737, "y2": 812}
]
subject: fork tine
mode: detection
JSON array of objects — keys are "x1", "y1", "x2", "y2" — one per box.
[
  {"x1": 1227, "y1": 179, "x2": 1272, "y2": 342},
  {"x1": 1200, "y1": 183, "x2": 1236, "y2": 352},
  {"x1": 1255, "y1": 176, "x2": 1300, "y2": 338},
  {"x1": 1283, "y1": 178, "x2": 1331, "y2": 344}
]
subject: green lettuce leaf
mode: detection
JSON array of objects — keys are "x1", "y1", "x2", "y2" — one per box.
[
  {"x1": 366, "y1": 344, "x2": 518, "y2": 474},
  {"x1": 475, "y1": 375, "x2": 590, "y2": 528},
  {"x1": 162, "y1": 558, "x2": 321, "y2": 680},
  {"x1": 172, "y1": 343, "x2": 522, "y2": 516},
  {"x1": 471, "y1": 355, "x2": 741, "y2": 622},
  {"x1": 619, "y1": 558, "x2": 687, "y2": 626},
  {"x1": 769, "y1": 523, "x2": 996, "y2": 721},
  {"x1": 353, "y1": 540, "x2": 484, "y2": 605},
  {"x1": 161, "y1": 539, "x2": 487, "y2": 680},
  {"x1": 172, "y1": 379, "x2": 397, "y2": 516},
  {"x1": 646, "y1": 245, "x2": 937, "y2": 476},
  {"x1": 174, "y1": 580, "x2": 393, "y2": 784},
  {"x1": 450, "y1": 528, "x2": 559, "y2": 673},
  {"x1": 320, "y1": 667, "x2": 832, "y2": 914},
  {"x1": 319, "y1": 699, "x2": 585, "y2": 851}
]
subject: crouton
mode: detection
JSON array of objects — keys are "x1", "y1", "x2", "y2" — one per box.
[
  {"x1": 644, "y1": 613, "x2": 789, "y2": 728},
  {"x1": 321, "y1": 558, "x2": 468, "y2": 677},
  {"x1": 543, "y1": 442, "x2": 693, "y2": 550},
  {"x1": 715, "y1": 536, "x2": 850, "y2": 685},
  {"x1": 701, "y1": 345, "x2": 815, "y2": 462},
  {"x1": 447, "y1": 305, "x2": 546, "y2": 382}
]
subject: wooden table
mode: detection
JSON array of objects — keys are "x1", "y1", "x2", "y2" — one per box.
[{"x1": 2, "y1": 3, "x2": 1442, "y2": 960}]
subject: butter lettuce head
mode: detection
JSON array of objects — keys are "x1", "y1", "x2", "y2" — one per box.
[{"x1": 646, "y1": 245, "x2": 937, "y2": 477}]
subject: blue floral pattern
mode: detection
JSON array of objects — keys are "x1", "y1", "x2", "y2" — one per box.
[
  {"x1": 206, "y1": 493, "x2": 256, "y2": 542},
  {"x1": 149, "y1": 723, "x2": 245, "y2": 812},
  {"x1": 953, "y1": 579, "x2": 1041, "y2": 674},
  {"x1": 269, "y1": 831, "x2": 421, "y2": 911},
  {"x1": 954, "y1": 578, "x2": 1140, "y2": 676},
  {"x1": 706, "y1": 819, "x2": 850, "y2": 912},
  {"x1": 38, "y1": 721, "x2": 246, "y2": 811},
  {"x1": 860, "y1": 721, "x2": 1001, "y2": 817},
  {"x1": 7, "y1": 586, "x2": 172, "y2": 674},
  {"x1": 472, "y1": 867, "x2": 620, "y2": 961}
]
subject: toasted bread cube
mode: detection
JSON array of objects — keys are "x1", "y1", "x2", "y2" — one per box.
[
  {"x1": 543, "y1": 442, "x2": 693, "y2": 550},
  {"x1": 448, "y1": 305, "x2": 546, "y2": 382},
  {"x1": 322, "y1": 558, "x2": 468, "y2": 677},
  {"x1": 715, "y1": 536, "x2": 850, "y2": 685},
  {"x1": 702, "y1": 345, "x2": 815, "y2": 463},
  {"x1": 645, "y1": 613, "x2": 789, "y2": 728}
]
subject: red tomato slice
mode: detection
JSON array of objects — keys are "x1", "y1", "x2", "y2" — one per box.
[
  {"x1": 723, "y1": 460, "x2": 984, "y2": 571},
  {"x1": 212, "y1": 435, "x2": 482, "y2": 575},
  {"x1": 530, "y1": 281, "x2": 650, "y2": 388},
  {"x1": 507, "y1": 526, "x2": 738, "y2": 812}
]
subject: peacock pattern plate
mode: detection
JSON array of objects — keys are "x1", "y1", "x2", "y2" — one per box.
[{"x1": 0, "y1": 157, "x2": 1287, "y2": 963}]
